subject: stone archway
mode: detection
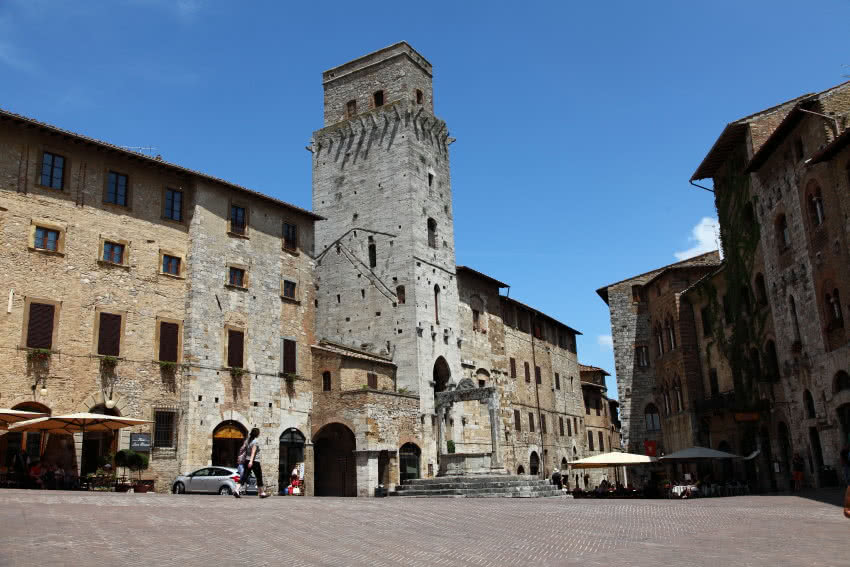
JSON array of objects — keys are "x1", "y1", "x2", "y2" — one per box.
[
  {"x1": 212, "y1": 420, "x2": 247, "y2": 468},
  {"x1": 399, "y1": 442, "x2": 421, "y2": 483},
  {"x1": 279, "y1": 428, "x2": 305, "y2": 493},
  {"x1": 81, "y1": 404, "x2": 119, "y2": 476},
  {"x1": 433, "y1": 356, "x2": 451, "y2": 394},
  {"x1": 530, "y1": 451, "x2": 540, "y2": 476},
  {"x1": 314, "y1": 423, "x2": 356, "y2": 497}
]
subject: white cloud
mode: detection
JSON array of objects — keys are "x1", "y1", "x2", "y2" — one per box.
[
  {"x1": 0, "y1": 41, "x2": 37, "y2": 75},
  {"x1": 597, "y1": 334, "x2": 613, "y2": 350},
  {"x1": 674, "y1": 217, "x2": 720, "y2": 261}
]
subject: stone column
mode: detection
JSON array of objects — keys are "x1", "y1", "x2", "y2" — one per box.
[
  {"x1": 303, "y1": 443, "x2": 314, "y2": 497},
  {"x1": 488, "y1": 392, "x2": 503, "y2": 470},
  {"x1": 437, "y1": 407, "x2": 446, "y2": 459},
  {"x1": 354, "y1": 450, "x2": 378, "y2": 497}
]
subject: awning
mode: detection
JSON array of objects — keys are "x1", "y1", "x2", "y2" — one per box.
[
  {"x1": 661, "y1": 446, "x2": 741, "y2": 461},
  {"x1": 568, "y1": 452, "x2": 657, "y2": 469}
]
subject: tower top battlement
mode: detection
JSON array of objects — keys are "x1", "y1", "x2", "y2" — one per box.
[{"x1": 322, "y1": 42, "x2": 434, "y2": 126}]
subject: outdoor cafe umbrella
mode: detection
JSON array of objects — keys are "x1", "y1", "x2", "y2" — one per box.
[
  {"x1": 660, "y1": 446, "x2": 741, "y2": 461},
  {"x1": 569, "y1": 451, "x2": 658, "y2": 469},
  {"x1": 9, "y1": 412, "x2": 152, "y2": 435},
  {"x1": 0, "y1": 408, "x2": 47, "y2": 429}
]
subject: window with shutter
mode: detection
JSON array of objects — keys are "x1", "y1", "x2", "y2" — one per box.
[
  {"x1": 283, "y1": 339, "x2": 296, "y2": 374},
  {"x1": 367, "y1": 372, "x2": 378, "y2": 389},
  {"x1": 513, "y1": 409, "x2": 521, "y2": 431},
  {"x1": 524, "y1": 362, "x2": 530, "y2": 382},
  {"x1": 535, "y1": 366, "x2": 542, "y2": 384},
  {"x1": 541, "y1": 414, "x2": 547, "y2": 434},
  {"x1": 158, "y1": 322, "x2": 179, "y2": 362},
  {"x1": 227, "y1": 330, "x2": 244, "y2": 368},
  {"x1": 283, "y1": 222, "x2": 298, "y2": 250},
  {"x1": 26, "y1": 303, "x2": 55, "y2": 349},
  {"x1": 559, "y1": 416, "x2": 564, "y2": 436},
  {"x1": 567, "y1": 418, "x2": 572, "y2": 436},
  {"x1": 588, "y1": 431, "x2": 594, "y2": 451},
  {"x1": 97, "y1": 313, "x2": 122, "y2": 356},
  {"x1": 528, "y1": 412, "x2": 535, "y2": 433},
  {"x1": 510, "y1": 358, "x2": 516, "y2": 379}
]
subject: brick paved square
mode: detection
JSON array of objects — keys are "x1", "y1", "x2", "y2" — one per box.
[{"x1": 0, "y1": 490, "x2": 845, "y2": 567}]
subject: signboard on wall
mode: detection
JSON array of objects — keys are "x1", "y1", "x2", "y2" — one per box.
[{"x1": 130, "y1": 433, "x2": 151, "y2": 452}]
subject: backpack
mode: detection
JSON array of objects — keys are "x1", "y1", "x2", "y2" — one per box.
[{"x1": 237, "y1": 439, "x2": 249, "y2": 465}]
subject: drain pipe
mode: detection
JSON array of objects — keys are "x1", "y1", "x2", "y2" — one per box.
[{"x1": 530, "y1": 312, "x2": 544, "y2": 479}]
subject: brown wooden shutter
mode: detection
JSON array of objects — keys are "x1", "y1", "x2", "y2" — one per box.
[
  {"x1": 514, "y1": 409, "x2": 521, "y2": 431},
  {"x1": 367, "y1": 372, "x2": 378, "y2": 389},
  {"x1": 159, "y1": 322, "x2": 179, "y2": 362},
  {"x1": 26, "y1": 303, "x2": 55, "y2": 349},
  {"x1": 228, "y1": 330, "x2": 244, "y2": 368},
  {"x1": 97, "y1": 313, "x2": 122, "y2": 356},
  {"x1": 283, "y1": 339, "x2": 296, "y2": 374},
  {"x1": 510, "y1": 358, "x2": 516, "y2": 378}
]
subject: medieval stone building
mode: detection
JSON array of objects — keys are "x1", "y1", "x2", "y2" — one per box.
[
  {"x1": 0, "y1": 42, "x2": 603, "y2": 495},
  {"x1": 602, "y1": 80, "x2": 850, "y2": 491}
]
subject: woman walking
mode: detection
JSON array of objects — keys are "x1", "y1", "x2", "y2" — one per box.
[{"x1": 235, "y1": 427, "x2": 270, "y2": 498}]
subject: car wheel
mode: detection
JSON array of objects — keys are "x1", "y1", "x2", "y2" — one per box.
[
  {"x1": 219, "y1": 485, "x2": 232, "y2": 495},
  {"x1": 173, "y1": 482, "x2": 185, "y2": 494}
]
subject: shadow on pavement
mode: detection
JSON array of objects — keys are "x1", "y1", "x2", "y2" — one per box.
[{"x1": 753, "y1": 487, "x2": 844, "y2": 507}]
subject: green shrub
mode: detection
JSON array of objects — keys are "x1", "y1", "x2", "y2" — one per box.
[{"x1": 446, "y1": 440, "x2": 456, "y2": 454}]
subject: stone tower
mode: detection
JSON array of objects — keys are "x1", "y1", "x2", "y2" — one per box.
[{"x1": 311, "y1": 42, "x2": 461, "y2": 420}]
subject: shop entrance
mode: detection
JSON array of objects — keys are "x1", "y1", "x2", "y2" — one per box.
[
  {"x1": 399, "y1": 443, "x2": 421, "y2": 483},
  {"x1": 212, "y1": 421, "x2": 247, "y2": 467},
  {"x1": 314, "y1": 423, "x2": 356, "y2": 496},
  {"x1": 81, "y1": 404, "x2": 119, "y2": 476},
  {"x1": 278, "y1": 428, "x2": 305, "y2": 493}
]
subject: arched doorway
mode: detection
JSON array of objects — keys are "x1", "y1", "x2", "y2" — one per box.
[
  {"x1": 433, "y1": 356, "x2": 450, "y2": 394},
  {"x1": 314, "y1": 423, "x2": 356, "y2": 496},
  {"x1": 81, "y1": 404, "x2": 119, "y2": 475},
  {"x1": 399, "y1": 443, "x2": 421, "y2": 483},
  {"x1": 278, "y1": 428, "x2": 305, "y2": 493},
  {"x1": 530, "y1": 451, "x2": 540, "y2": 476},
  {"x1": 517, "y1": 465, "x2": 525, "y2": 475},
  {"x1": 2, "y1": 402, "x2": 51, "y2": 469},
  {"x1": 212, "y1": 421, "x2": 247, "y2": 468}
]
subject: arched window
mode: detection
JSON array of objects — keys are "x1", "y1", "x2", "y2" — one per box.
[
  {"x1": 663, "y1": 389, "x2": 671, "y2": 415},
  {"x1": 373, "y1": 90, "x2": 384, "y2": 107},
  {"x1": 776, "y1": 214, "x2": 790, "y2": 252},
  {"x1": 834, "y1": 371, "x2": 850, "y2": 393},
  {"x1": 433, "y1": 284, "x2": 440, "y2": 324},
  {"x1": 765, "y1": 340, "x2": 780, "y2": 382},
  {"x1": 655, "y1": 324, "x2": 664, "y2": 356},
  {"x1": 674, "y1": 381, "x2": 683, "y2": 412},
  {"x1": 666, "y1": 318, "x2": 676, "y2": 350},
  {"x1": 322, "y1": 371, "x2": 332, "y2": 391},
  {"x1": 825, "y1": 288, "x2": 843, "y2": 328},
  {"x1": 755, "y1": 273, "x2": 768, "y2": 306},
  {"x1": 804, "y1": 389, "x2": 816, "y2": 419},
  {"x1": 396, "y1": 285, "x2": 406, "y2": 305},
  {"x1": 644, "y1": 404, "x2": 661, "y2": 432},
  {"x1": 789, "y1": 295, "x2": 801, "y2": 342},
  {"x1": 807, "y1": 182, "x2": 825, "y2": 227},
  {"x1": 427, "y1": 218, "x2": 437, "y2": 248},
  {"x1": 415, "y1": 89, "x2": 424, "y2": 105}
]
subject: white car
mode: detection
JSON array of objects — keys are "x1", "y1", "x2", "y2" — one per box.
[{"x1": 172, "y1": 466, "x2": 258, "y2": 495}]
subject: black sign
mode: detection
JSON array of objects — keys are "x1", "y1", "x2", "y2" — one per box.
[{"x1": 130, "y1": 433, "x2": 151, "y2": 452}]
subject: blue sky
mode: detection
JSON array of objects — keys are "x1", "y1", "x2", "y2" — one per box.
[{"x1": 2, "y1": 1, "x2": 849, "y2": 397}]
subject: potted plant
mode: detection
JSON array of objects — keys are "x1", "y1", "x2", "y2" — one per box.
[
  {"x1": 27, "y1": 348, "x2": 52, "y2": 362},
  {"x1": 446, "y1": 440, "x2": 456, "y2": 454},
  {"x1": 128, "y1": 451, "x2": 152, "y2": 493}
]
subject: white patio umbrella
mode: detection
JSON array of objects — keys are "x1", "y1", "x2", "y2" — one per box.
[
  {"x1": 569, "y1": 451, "x2": 658, "y2": 469},
  {"x1": 0, "y1": 408, "x2": 48, "y2": 429},
  {"x1": 660, "y1": 446, "x2": 741, "y2": 461}
]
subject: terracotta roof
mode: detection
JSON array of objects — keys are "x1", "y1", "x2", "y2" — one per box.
[
  {"x1": 579, "y1": 364, "x2": 610, "y2": 376},
  {"x1": 595, "y1": 250, "x2": 721, "y2": 304},
  {"x1": 809, "y1": 124, "x2": 850, "y2": 164},
  {"x1": 640, "y1": 255, "x2": 722, "y2": 291},
  {"x1": 0, "y1": 107, "x2": 324, "y2": 221},
  {"x1": 746, "y1": 81, "x2": 850, "y2": 173},
  {"x1": 311, "y1": 341, "x2": 396, "y2": 365},
  {"x1": 690, "y1": 92, "x2": 812, "y2": 181},
  {"x1": 456, "y1": 266, "x2": 509, "y2": 288},
  {"x1": 681, "y1": 262, "x2": 726, "y2": 298},
  {"x1": 501, "y1": 296, "x2": 582, "y2": 336}
]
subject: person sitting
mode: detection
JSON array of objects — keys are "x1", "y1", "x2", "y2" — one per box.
[
  {"x1": 29, "y1": 461, "x2": 43, "y2": 489},
  {"x1": 54, "y1": 464, "x2": 66, "y2": 490}
]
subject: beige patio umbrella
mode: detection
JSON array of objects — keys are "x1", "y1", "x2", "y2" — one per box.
[
  {"x1": 0, "y1": 408, "x2": 48, "y2": 429},
  {"x1": 660, "y1": 446, "x2": 741, "y2": 461},
  {"x1": 569, "y1": 451, "x2": 658, "y2": 469},
  {"x1": 9, "y1": 412, "x2": 152, "y2": 435}
]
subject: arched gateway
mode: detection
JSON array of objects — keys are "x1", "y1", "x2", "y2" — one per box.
[{"x1": 314, "y1": 423, "x2": 356, "y2": 496}]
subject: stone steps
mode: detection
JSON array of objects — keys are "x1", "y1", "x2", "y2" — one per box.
[{"x1": 391, "y1": 474, "x2": 564, "y2": 498}]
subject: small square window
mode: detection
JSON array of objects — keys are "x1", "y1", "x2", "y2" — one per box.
[
  {"x1": 164, "y1": 188, "x2": 183, "y2": 221},
  {"x1": 40, "y1": 151, "x2": 65, "y2": 189},
  {"x1": 228, "y1": 267, "x2": 245, "y2": 288},
  {"x1": 373, "y1": 90, "x2": 384, "y2": 107},
  {"x1": 103, "y1": 242, "x2": 125, "y2": 264},
  {"x1": 346, "y1": 100, "x2": 357, "y2": 118},
  {"x1": 106, "y1": 171, "x2": 129, "y2": 206},
  {"x1": 162, "y1": 254, "x2": 181, "y2": 276},
  {"x1": 34, "y1": 227, "x2": 59, "y2": 252},
  {"x1": 282, "y1": 279, "x2": 297, "y2": 300}
]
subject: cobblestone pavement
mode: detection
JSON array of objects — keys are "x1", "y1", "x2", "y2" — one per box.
[{"x1": 0, "y1": 489, "x2": 846, "y2": 567}]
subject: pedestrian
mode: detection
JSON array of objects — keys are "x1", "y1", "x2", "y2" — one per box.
[
  {"x1": 792, "y1": 453, "x2": 805, "y2": 492},
  {"x1": 839, "y1": 444, "x2": 849, "y2": 486},
  {"x1": 234, "y1": 427, "x2": 269, "y2": 498},
  {"x1": 236, "y1": 436, "x2": 249, "y2": 482},
  {"x1": 551, "y1": 468, "x2": 562, "y2": 489}
]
